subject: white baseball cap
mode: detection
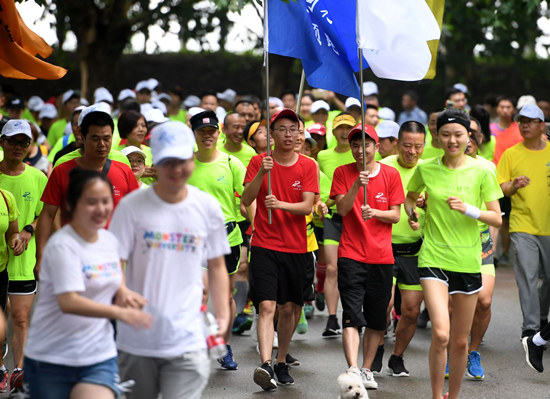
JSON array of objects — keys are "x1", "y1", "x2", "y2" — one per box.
[
  {"x1": 147, "y1": 78, "x2": 159, "y2": 91},
  {"x1": 143, "y1": 108, "x2": 169, "y2": 124},
  {"x1": 453, "y1": 83, "x2": 468, "y2": 94},
  {"x1": 121, "y1": 145, "x2": 147, "y2": 159},
  {"x1": 363, "y1": 82, "x2": 378, "y2": 97},
  {"x1": 217, "y1": 88, "x2": 237, "y2": 103},
  {"x1": 183, "y1": 95, "x2": 201, "y2": 109},
  {"x1": 151, "y1": 100, "x2": 167, "y2": 116},
  {"x1": 269, "y1": 97, "x2": 284, "y2": 109},
  {"x1": 118, "y1": 89, "x2": 136, "y2": 102},
  {"x1": 187, "y1": 106, "x2": 206, "y2": 118},
  {"x1": 78, "y1": 102, "x2": 113, "y2": 127},
  {"x1": 61, "y1": 89, "x2": 80, "y2": 105},
  {"x1": 155, "y1": 93, "x2": 172, "y2": 104},
  {"x1": 94, "y1": 87, "x2": 114, "y2": 104},
  {"x1": 27, "y1": 96, "x2": 44, "y2": 112},
  {"x1": 376, "y1": 120, "x2": 400, "y2": 139},
  {"x1": 378, "y1": 107, "x2": 396, "y2": 121},
  {"x1": 517, "y1": 95, "x2": 537, "y2": 110},
  {"x1": 135, "y1": 80, "x2": 151, "y2": 93},
  {"x1": 38, "y1": 103, "x2": 58, "y2": 119},
  {"x1": 150, "y1": 121, "x2": 196, "y2": 165},
  {"x1": 1, "y1": 119, "x2": 32, "y2": 139},
  {"x1": 345, "y1": 97, "x2": 361, "y2": 109},
  {"x1": 311, "y1": 100, "x2": 330, "y2": 114},
  {"x1": 515, "y1": 104, "x2": 544, "y2": 122}
]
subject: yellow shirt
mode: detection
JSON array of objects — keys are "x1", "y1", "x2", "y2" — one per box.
[{"x1": 497, "y1": 142, "x2": 550, "y2": 235}]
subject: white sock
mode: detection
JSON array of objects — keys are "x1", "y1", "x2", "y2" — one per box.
[
  {"x1": 0, "y1": 365, "x2": 6, "y2": 372},
  {"x1": 533, "y1": 332, "x2": 547, "y2": 346}
]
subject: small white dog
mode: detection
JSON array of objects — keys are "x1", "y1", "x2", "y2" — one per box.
[{"x1": 337, "y1": 369, "x2": 369, "y2": 399}]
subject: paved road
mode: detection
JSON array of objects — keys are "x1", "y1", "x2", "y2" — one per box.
[{"x1": 204, "y1": 265, "x2": 550, "y2": 398}]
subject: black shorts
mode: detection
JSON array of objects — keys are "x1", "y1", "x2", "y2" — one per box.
[
  {"x1": 337, "y1": 258, "x2": 393, "y2": 331},
  {"x1": 238, "y1": 220, "x2": 251, "y2": 250},
  {"x1": 393, "y1": 256, "x2": 421, "y2": 288},
  {"x1": 313, "y1": 225, "x2": 324, "y2": 246},
  {"x1": 249, "y1": 247, "x2": 308, "y2": 307},
  {"x1": 224, "y1": 245, "x2": 242, "y2": 275},
  {"x1": 303, "y1": 252, "x2": 316, "y2": 302},
  {"x1": 323, "y1": 214, "x2": 343, "y2": 244},
  {"x1": 8, "y1": 280, "x2": 37, "y2": 295},
  {"x1": 499, "y1": 196, "x2": 511, "y2": 218},
  {"x1": 418, "y1": 267, "x2": 482, "y2": 295}
]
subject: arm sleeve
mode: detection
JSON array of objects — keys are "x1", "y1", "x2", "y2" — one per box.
[
  {"x1": 3, "y1": 190, "x2": 19, "y2": 222},
  {"x1": 302, "y1": 157, "x2": 319, "y2": 194},
  {"x1": 244, "y1": 155, "x2": 261, "y2": 185},
  {"x1": 109, "y1": 199, "x2": 135, "y2": 260},
  {"x1": 496, "y1": 150, "x2": 511, "y2": 185},
  {"x1": 40, "y1": 165, "x2": 65, "y2": 206},
  {"x1": 46, "y1": 242, "x2": 86, "y2": 295},
  {"x1": 329, "y1": 166, "x2": 348, "y2": 199},
  {"x1": 388, "y1": 168, "x2": 405, "y2": 206}
]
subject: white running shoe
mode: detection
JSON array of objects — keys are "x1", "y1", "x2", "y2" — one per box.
[{"x1": 360, "y1": 368, "x2": 378, "y2": 389}]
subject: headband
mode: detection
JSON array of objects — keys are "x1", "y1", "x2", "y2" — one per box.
[{"x1": 436, "y1": 115, "x2": 470, "y2": 133}]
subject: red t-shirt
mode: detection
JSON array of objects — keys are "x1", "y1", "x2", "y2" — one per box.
[
  {"x1": 41, "y1": 159, "x2": 139, "y2": 226},
  {"x1": 330, "y1": 162, "x2": 404, "y2": 264},
  {"x1": 245, "y1": 153, "x2": 319, "y2": 253},
  {"x1": 490, "y1": 121, "x2": 523, "y2": 165}
]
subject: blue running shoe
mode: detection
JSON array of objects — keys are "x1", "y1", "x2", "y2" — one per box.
[
  {"x1": 467, "y1": 351, "x2": 484, "y2": 380},
  {"x1": 444, "y1": 357, "x2": 449, "y2": 379},
  {"x1": 232, "y1": 313, "x2": 252, "y2": 335},
  {"x1": 218, "y1": 345, "x2": 238, "y2": 370}
]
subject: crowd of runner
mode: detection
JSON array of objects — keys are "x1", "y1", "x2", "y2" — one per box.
[{"x1": 0, "y1": 79, "x2": 547, "y2": 398}]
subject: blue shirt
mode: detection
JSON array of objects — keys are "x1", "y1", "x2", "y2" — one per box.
[{"x1": 398, "y1": 106, "x2": 428, "y2": 125}]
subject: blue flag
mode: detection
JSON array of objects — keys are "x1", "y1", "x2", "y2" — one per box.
[{"x1": 267, "y1": 0, "x2": 361, "y2": 99}]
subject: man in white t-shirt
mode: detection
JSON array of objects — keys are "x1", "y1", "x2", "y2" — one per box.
[{"x1": 110, "y1": 121, "x2": 231, "y2": 399}]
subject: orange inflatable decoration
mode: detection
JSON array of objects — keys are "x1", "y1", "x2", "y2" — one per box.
[{"x1": 0, "y1": 0, "x2": 67, "y2": 80}]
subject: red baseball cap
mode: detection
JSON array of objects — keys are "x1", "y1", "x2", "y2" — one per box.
[
  {"x1": 306, "y1": 123, "x2": 327, "y2": 136},
  {"x1": 270, "y1": 108, "x2": 299, "y2": 127},
  {"x1": 347, "y1": 123, "x2": 379, "y2": 144}
]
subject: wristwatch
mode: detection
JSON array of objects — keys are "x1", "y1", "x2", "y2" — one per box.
[{"x1": 23, "y1": 225, "x2": 34, "y2": 235}]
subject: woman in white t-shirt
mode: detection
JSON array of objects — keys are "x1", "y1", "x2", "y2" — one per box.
[{"x1": 24, "y1": 168, "x2": 152, "y2": 399}]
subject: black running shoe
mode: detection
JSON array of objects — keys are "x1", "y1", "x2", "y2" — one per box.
[
  {"x1": 371, "y1": 345, "x2": 384, "y2": 374},
  {"x1": 417, "y1": 308, "x2": 429, "y2": 328},
  {"x1": 286, "y1": 353, "x2": 300, "y2": 367},
  {"x1": 274, "y1": 363, "x2": 294, "y2": 385},
  {"x1": 522, "y1": 329, "x2": 537, "y2": 339},
  {"x1": 322, "y1": 316, "x2": 342, "y2": 338},
  {"x1": 523, "y1": 336, "x2": 545, "y2": 372},
  {"x1": 387, "y1": 354, "x2": 410, "y2": 377},
  {"x1": 253, "y1": 361, "x2": 277, "y2": 390}
]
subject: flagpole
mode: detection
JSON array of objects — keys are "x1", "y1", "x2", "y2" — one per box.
[
  {"x1": 296, "y1": 69, "x2": 306, "y2": 113},
  {"x1": 358, "y1": 48, "x2": 367, "y2": 205},
  {"x1": 263, "y1": 0, "x2": 272, "y2": 224}
]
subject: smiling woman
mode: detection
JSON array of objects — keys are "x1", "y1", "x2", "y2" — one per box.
[{"x1": 24, "y1": 168, "x2": 152, "y2": 399}]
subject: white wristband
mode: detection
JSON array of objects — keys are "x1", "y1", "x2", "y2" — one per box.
[{"x1": 463, "y1": 203, "x2": 481, "y2": 220}]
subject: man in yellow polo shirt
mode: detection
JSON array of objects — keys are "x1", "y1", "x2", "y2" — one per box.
[{"x1": 497, "y1": 104, "x2": 550, "y2": 338}]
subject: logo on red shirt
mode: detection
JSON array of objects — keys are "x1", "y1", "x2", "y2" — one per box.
[
  {"x1": 292, "y1": 180, "x2": 302, "y2": 190},
  {"x1": 375, "y1": 192, "x2": 387, "y2": 203}
]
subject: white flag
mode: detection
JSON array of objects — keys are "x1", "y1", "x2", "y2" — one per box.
[{"x1": 357, "y1": 0, "x2": 441, "y2": 81}]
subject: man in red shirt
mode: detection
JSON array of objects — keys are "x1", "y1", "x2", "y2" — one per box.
[
  {"x1": 242, "y1": 109, "x2": 318, "y2": 391},
  {"x1": 36, "y1": 103, "x2": 139, "y2": 270},
  {"x1": 330, "y1": 124, "x2": 403, "y2": 391},
  {"x1": 491, "y1": 96, "x2": 523, "y2": 165}
]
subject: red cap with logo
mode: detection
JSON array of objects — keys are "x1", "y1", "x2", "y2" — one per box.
[{"x1": 347, "y1": 123, "x2": 379, "y2": 144}]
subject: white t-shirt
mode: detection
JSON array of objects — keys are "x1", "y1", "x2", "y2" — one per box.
[
  {"x1": 25, "y1": 225, "x2": 122, "y2": 366},
  {"x1": 110, "y1": 184, "x2": 230, "y2": 358}
]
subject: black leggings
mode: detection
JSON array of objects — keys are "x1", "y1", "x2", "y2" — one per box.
[
  {"x1": 0, "y1": 268, "x2": 8, "y2": 312},
  {"x1": 540, "y1": 321, "x2": 550, "y2": 341}
]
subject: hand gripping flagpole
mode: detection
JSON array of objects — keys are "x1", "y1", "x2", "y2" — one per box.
[{"x1": 263, "y1": 0, "x2": 272, "y2": 224}]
